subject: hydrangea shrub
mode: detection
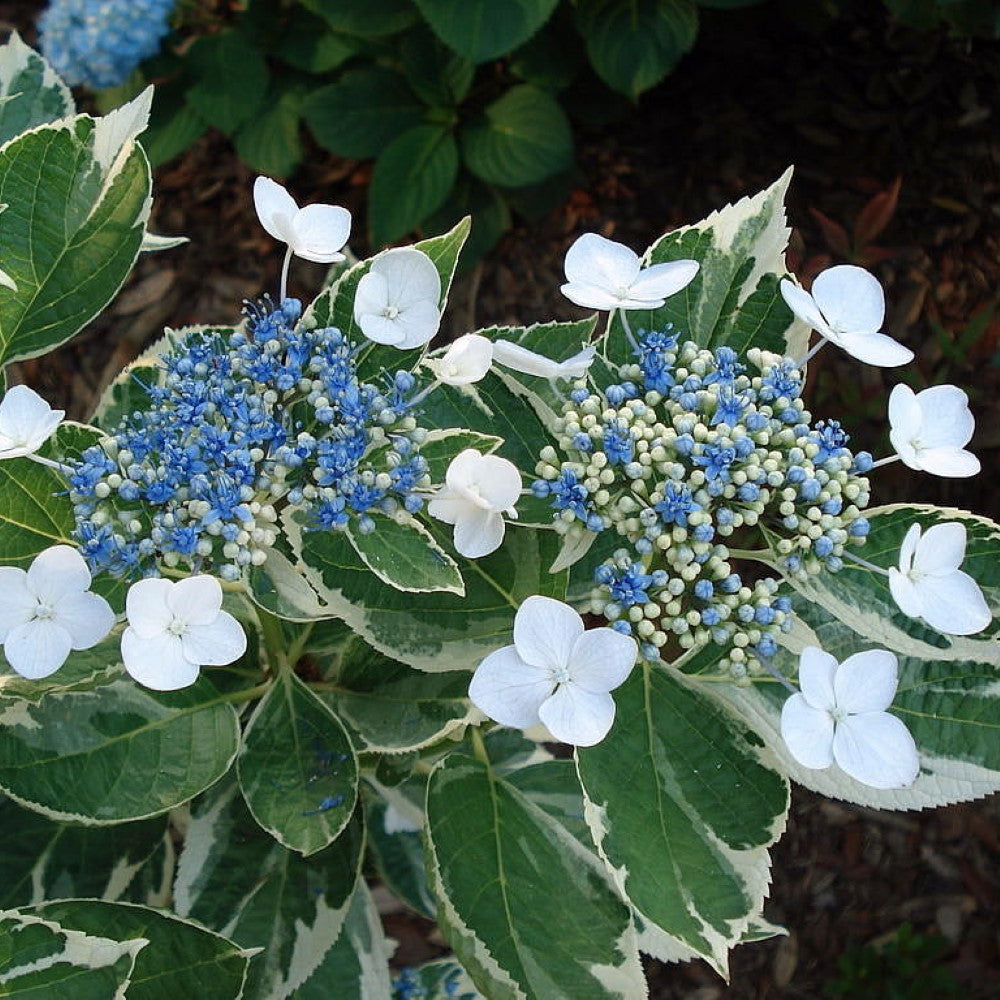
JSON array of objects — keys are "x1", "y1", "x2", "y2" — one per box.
[{"x1": 1, "y1": 36, "x2": 998, "y2": 1000}]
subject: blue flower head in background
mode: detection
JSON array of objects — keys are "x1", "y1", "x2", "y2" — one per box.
[{"x1": 39, "y1": 0, "x2": 176, "y2": 89}]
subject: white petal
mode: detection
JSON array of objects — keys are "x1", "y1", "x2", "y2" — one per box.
[
  {"x1": 121, "y1": 628, "x2": 198, "y2": 691},
  {"x1": 433, "y1": 334, "x2": 493, "y2": 385},
  {"x1": 371, "y1": 248, "x2": 441, "y2": 310},
  {"x1": 54, "y1": 591, "x2": 115, "y2": 650},
  {"x1": 563, "y1": 233, "x2": 640, "y2": 295},
  {"x1": 0, "y1": 568, "x2": 33, "y2": 640},
  {"x1": 392, "y1": 299, "x2": 441, "y2": 349},
  {"x1": 568, "y1": 628, "x2": 636, "y2": 693},
  {"x1": 125, "y1": 577, "x2": 174, "y2": 637},
  {"x1": 832, "y1": 712, "x2": 919, "y2": 789},
  {"x1": 27, "y1": 545, "x2": 92, "y2": 604},
  {"x1": 353, "y1": 269, "x2": 390, "y2": 319},
  {"x1": 468, "y1": 645, "x2": 553, "y2": 728},
  {"x1": 912, "y1": 521, "x2": 966, "y2": 575},
  {"x1": 897, "y1": 523, "x2": 921, "y2": 574},
  {"x1": 780, "y1": 693, "x2": 835, "y2": 769},
  {"x1": 554, "y1": 346, "x2": 597, "y2": 378},
  {"x1": 443, "y1": 449, "x2": 484, "y2": 491},
  {"x1": 166, "y1": 575, "x2": 223, "y2": 627},
  {"x1": 0, "y1": 385, "x2": 64, "y2": 457},
  {"x1": 887, "y1": 383, "x2": 921, "y2": 437},
  {"x1": 452, "y1": 507, "x2": 505, "y2": 559},
  {"x1": 538, "y1": 683, "x2": 616, "y2": 747},
  {"x1": 888, "y1": 567, "x2": 924, "y2": 619},
  {"x1": 914, "y1": 385, "x2": 974, "y2": 448},
  {"x1": 290, "y1": 203, "x2": 351, "y2": 262},
  {"x1": 180, "y1": 611, "x2": 247, "y2": 666},
  {"x1": 4, "y1": 619, "x2": 72, "y2": 679},
  {"x1": 832, "y1": 330, "x2": 914, "y2": 367},
  {"x1": 889, "y1": 427, "x2": 920, "y2": 469},
  {"x1": 628, "y1": 259, "x2": 699, "y2": 303},
  {"x1": 915, "y1": 447, "x2": 980, "y2": 478},
  {"x1": 913, "y1": 570, "x2": 991, "y2": 635},
  {"x1": 779, "y1": 279, "x2": 829, "y2": 334},
  {"x1": 811, "y1": 264, "x2": 885, "y2": 334},
  {"x1": 513, "y1": 595, "x2": 583, "y2": 671},
  {"x1": 253, "y1": 176, "x2": 298, "y2": 245},
  {"x1": 426, "y1": 490, "x2": 471, "y2": 526},
  {"x1": 559, "y1": 281, "x2": 626, "y2": 311},
  {"x1": 492, "y1": 340, "x2": 563, "y2": 379},
  {"x1": 357, "y1": 313, "x2": 405, "y2": 346},
  {"x1": 797, "y1": 645, "x2": 837, "y2": 711},
  {"x1": 473, "y1": 454, "x2": 522, "y2": 511},
  {"x1": 834, "y1": 649, "x2": 898, "y2": 714}
]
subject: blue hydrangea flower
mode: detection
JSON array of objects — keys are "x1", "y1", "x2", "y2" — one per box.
[{"x1": 39, "y1": 0, "x2": 176, "y2": 89}]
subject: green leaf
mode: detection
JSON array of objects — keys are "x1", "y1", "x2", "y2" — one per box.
[
  {"x1": 318, "y1": 637, "x2": 474, "y2": 752},
  {"x1": 0, "y1": 32, "x2": 74, "y2": 145},
  {"x1": 186, "y1": 30, "x2": 268, "y2": 134},
  {"x1": 0, "y1": 118, "x2": 150, "y2": 369},
  {"x1": 461, "y1": 84, "x2": 573, "y2": 188},
  {"x1": 0, "y1": 676, "x2": 241, "y2": 823},
  {"x1": 365, "y1": 797, "x2": 436, "y2": 917},
  {"x1": 0, "y1": 797, "x2": 166, "y2": 908},
  {"x1": 0, "y1": 911, "x2": 142, "y2": 997},
  {"x1": 302, "y1": 0, "x2": 420, "y2": 37},
  {"x1": 577, "y1": 0, "x2": 698, "y2": 99},
  {"x1": 602, "y1": 168, "x2": 799, "y2": 365},
  {"x1": 576, "y1": 662, "x2": 789, "y2": 974},
  {"x1": 414, "y1": 0, "x2": 560, "y2": 62},
  {"x1": 238, "y1": 672, "x2": 358, "y2": 856},
  {"x1": 27, "y1": 899, "x2": 252, "y2": 1000},
  {"x1": 174, "y1": 778, "x2": 364, "y2": 1000},
  {"x1": 303, "y1": 67, "x2": 424, "y2": 159},
  {"x1": 288, "y1": 882, "x2": 394, "y2": 998},
  {"x1": 419, "y1": 428, "x2": 504, "y2": 482},
  {"x1": 370, "y1": 125, "x2": 458, "y2": 245},
  {"x1": 277, "y1": 14, "x2": 359, "y2": 73},
  {"x1": 424, "y1": 178, "x2": 511, "y2": 269},
  {"x1": 235, "y1": 88, "x2": 303, "y2": 178},
  {"x1": 425, "y1": 754, "x2": 645, "y2": 998},
  {"x1": 347, "y1": 514, "x2": 465, "y2": 595},
  {"x1": 509, "y1": 17, "x2": 585, "y2": 91},
  {"x1": 142, "y1": 81, "x2": 207, "y2": 168},
  {"x1": 281, "y1": 518, "x2": 566, "y2": 672},
  {"x1": 399, "y1": 27, "x2": 474, "y2": 106}
]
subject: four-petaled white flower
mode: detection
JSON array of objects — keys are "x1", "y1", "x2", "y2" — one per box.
[
  {"x1": 492, "y1": 340, "x2": 596, "y2": 380},
  {"x1": 887, "y1": 383, "x2": 980, "y2": 478},
  {"x1": 560, "y1": 233, "x2": 699, "y2": 311},
  {"x1": 0, "y1": 546, "x2": 114, "y2": 679},
  {"x1": 887, "y1": 522, "x2": 990, "y2": 636},
  {"x1": 428, "y1": 449, "x2": 521, "y2": 559},
  {"x1": 425, "y1": 334, "x2": 493, "y2": 386},
  {"x1": 253, "y1": 176, "x2": 351, "y2": 264},
  {"x1": 0, "y1": 385, "x2": 64, "y2": 460},
  {"x1": 779, "y1": 264, "x2": 913, "y2": 367},
  {"x1": 780, "y1": 646, "x2": 919, "y2": 789},
  {"x1": 469, "y1": 595, "x2": 637, "y2": 747},
  {"x1": 121, "y1": 576, "x2": 247, "y2": 691},
  {"x1": 354, "y1": 248, "x2": 441, "y2": 349}
]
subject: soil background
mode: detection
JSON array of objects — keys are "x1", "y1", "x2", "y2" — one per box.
[{"x1": 2, "y1": 1, "x2": 998, "y2": 996}]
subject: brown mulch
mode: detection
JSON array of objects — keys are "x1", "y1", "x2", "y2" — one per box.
[{"x1": 3, "y1": 2, "x2": 999, "y2": 996}]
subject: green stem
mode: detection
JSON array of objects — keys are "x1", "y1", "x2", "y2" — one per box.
[
  {"x1": 469, "y1": 726, "x2": 490, "y2": 766},
  {"x1": 216, "y1": 680, "x2": 273, "y2": 705},
  {"x1": 255, "y1": 604, "x2": 291, "y2": 675},
  {"x1": 727, "y1": 548, "x2": 773, "y2": 562}
]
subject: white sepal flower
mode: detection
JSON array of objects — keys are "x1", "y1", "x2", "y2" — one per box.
[
  {"x1": 492, "y1": 340, "x2": 596, "y2": 380},
  {"x1": 779, "y1": 264, "x2": 914, "y2": 367},
  {"x1": 469, "y1": 595, "x2": 637, "y2": 747},
  {"x1": 0, "y1": 266, "x2": 16, "y2": 291},
  {"x1": 887, "y1": 383, "x2": 980, "y2": 477},
  {"x1": 121, "y1": 575, "x2": 247, "y2": 691},
  {"x1": 0, "y1": 385, "x2": 64, "y2": 460},
  {"x1": 425, "y1": 334, "x2": 493, "y2": 385},
  {"x1": 780, "y1": 646, "x2": 919, "y2": 789},
  {"x1": 354, "y1": 248, "x2": 441, "y2": 349},
  {"x1": 0, "y1": 546, "x2": 114, "y2": 680},
  {"x1": 427, "y1": 449, "x2": 521, "y2": 559},
  {"x1": 561, "y1": 233, "x2": 699, "y2": 311},
  {"x1": 253, "y1": 176, "x2": 351, "y2": 264},
  {"x1": 887, "y1": 522, "x2": 990, "y2": 635}
]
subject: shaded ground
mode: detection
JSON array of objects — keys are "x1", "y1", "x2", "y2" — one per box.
[{"x1": 3, "y1": 1, "x2": 998, "y2": 996}]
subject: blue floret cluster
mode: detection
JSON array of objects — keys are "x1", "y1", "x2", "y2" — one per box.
[
  {"x1": 533, "y1": 328, "x2": 872, "y2": 675},
  {"x1": 38, "y1": 0, "x2": 175, "y2": 89},
  {"x1": 69, "y1": 298, "x2": 429, "y2": 581}
]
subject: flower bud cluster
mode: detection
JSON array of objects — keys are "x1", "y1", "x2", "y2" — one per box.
[
  {"x1": 532, "y1": 329, "x2": 872, "y2": 674},
  {"x1": 69, "y1": 297, "x2": 430, "y2": 581}
]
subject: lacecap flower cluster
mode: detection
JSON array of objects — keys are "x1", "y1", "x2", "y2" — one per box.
[
  {"x1": 533, "y1": 330, "x2": 873, "y2": 675},
  {"x1": 38, "y1": 0, "x2": 176, "y2": 89},
  {"x1": 69, "y1": 297, "x2": 430, "y2": 581}
]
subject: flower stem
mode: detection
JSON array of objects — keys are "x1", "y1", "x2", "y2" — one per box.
[
  {"x1": 255, "y1": 604, "x2": 290, "y2": 674},
  {"x1": 794, "y1": 336, "x2": 828, "y2": 369},
  {"x1": 279, "y1": 246, "x2": 293, "y2": 303},
  {"x1": 870, "y1": 455, "x2": 900, "y2": 469},
  {"x1": 617, "y1": 308, "x2": 639, "y2": 353},
  {"x1": 756, "y1": 655, "x2": 798, "y2": 694},
  {"x1": 216, "y1": 680, "x2": 273, "y2": 705},
  {"x1": 470, "y1": 725, "x2": 490, "y2": 767},
  {"x1": 842, "y1": 549, "x2": 890, "y2": 576},
  {"x1": 26, "y1": 453, "x2": 74, "y2": 475}
]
